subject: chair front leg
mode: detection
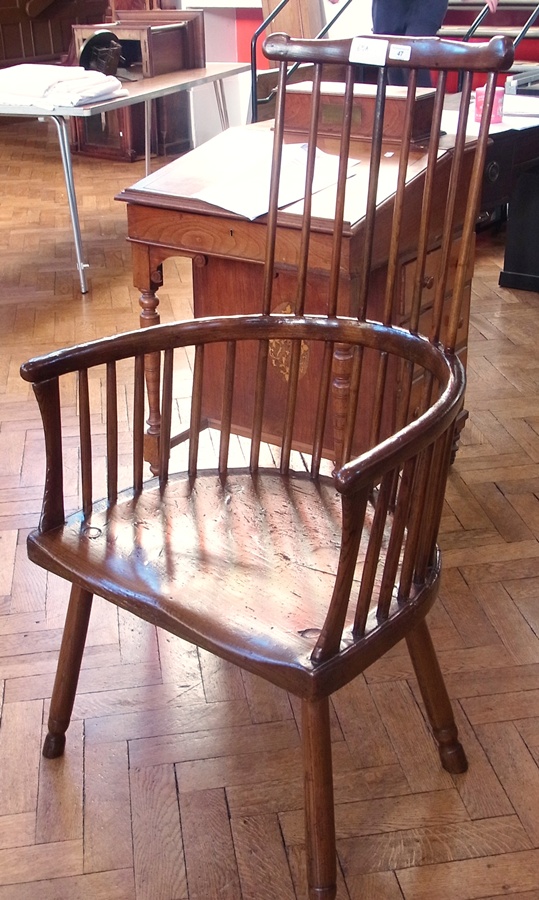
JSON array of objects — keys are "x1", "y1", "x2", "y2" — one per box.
[
  {"x1": 302, "y1": 695, "x2": 337, "y2": 900},
  {"x1": 43, "y1": 584, "x2": 93, "y2": 759}
]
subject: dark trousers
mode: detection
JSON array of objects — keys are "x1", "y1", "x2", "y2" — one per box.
[{"x1": 372, "y1": 0, "x2": 448, "y2": 85}]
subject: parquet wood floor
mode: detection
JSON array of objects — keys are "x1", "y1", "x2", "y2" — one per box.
[{"x1": 1, "y1": 116, "x2": 539, "y2": 900}]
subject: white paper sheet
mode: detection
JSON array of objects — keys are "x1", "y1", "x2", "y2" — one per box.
[
  {"x1": 194, "y1": 143, "x2": 357, "y2": 220},
  {"x1": 136, "y1": 127, "x2": 359, "y2": 221}
]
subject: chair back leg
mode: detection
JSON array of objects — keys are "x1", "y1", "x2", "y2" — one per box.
[{"x1": 406, "y1": 619, "x2": 468, "y2": 774}]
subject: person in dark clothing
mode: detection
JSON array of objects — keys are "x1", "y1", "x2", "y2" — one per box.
[
  {"x1": 374, "y1": 0, "x2": 455, "y2": 84},
  {"x1": 372, "y1": 0, "x2": 449, "y2": 42}
]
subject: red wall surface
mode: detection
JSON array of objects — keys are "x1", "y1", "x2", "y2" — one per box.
[{"x1": 235, "y1": 8, "x2": 269, "y2": 68}]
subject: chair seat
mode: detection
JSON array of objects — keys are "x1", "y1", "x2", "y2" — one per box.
[{"x1": 27, "y1": 467, "x2": 404, "y2": 696}]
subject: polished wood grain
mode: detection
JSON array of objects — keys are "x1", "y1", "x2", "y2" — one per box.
[{"x1": 2, "y1": 66, "x2": 539, "y2": 900}]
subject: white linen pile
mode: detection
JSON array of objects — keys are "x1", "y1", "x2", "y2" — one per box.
[{"x1": 0, "y1": 64, "x2": 128, "y2": 109}]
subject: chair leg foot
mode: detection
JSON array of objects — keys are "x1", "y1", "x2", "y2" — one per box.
[
  {"x1": 43, "y1": 731, "x2": 66, "y2": 759},
  {"x1": 438, "y1": 734, "x2": 468, "y2": 774},
  {"x1": 309, "y1": 888, "x2": 337, "y2": 899}
]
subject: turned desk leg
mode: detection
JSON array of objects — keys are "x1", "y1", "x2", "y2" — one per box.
[
  {"x1": 138, "y1": 267, "x2": 163, "y2": 474},
  {"x1": 133, "y1": 247, "x2": 205, "y2": 474}
]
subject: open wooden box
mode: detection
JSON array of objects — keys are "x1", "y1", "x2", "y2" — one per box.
[
  {"x1": 72, "y1": 9, "x2": 205, "y2": 78},
  {"x1": 70, "y1": 9, "x2": 204, "y2": 160}
]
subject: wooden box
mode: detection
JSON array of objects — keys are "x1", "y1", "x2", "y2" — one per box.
[
  {"x1": 72, "y1": 9, "x2": 205, "y2": 78},
  {"x1": 70, "y1": 10, "x2": 203, "y2": 160},
  {"x1": 284, "y1": 82, "x2": 435, "y2": 144}
]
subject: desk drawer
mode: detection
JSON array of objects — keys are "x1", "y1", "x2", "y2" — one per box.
[
  {"x1": 126, "y1": 205, "x2": 268, "y2": 261},
  {"x1": 399, "y1": 241, "x2": 472, "y2": 348},
  {"x1": 125, "y1": 204, "x2": 338, "y2": 271}
]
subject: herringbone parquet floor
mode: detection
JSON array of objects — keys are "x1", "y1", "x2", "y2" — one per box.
[{"x1": 1, "y1": 115, "x2": 539, "y2": 900}]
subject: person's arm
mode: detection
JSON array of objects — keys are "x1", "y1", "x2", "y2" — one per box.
[{"x1": 485, "y1": 0, "x2": 498, "y2": 12}]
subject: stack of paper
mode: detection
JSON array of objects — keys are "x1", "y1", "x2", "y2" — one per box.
[{"x1": 134, "y1": 127, "x2": 360, "y2": 221}]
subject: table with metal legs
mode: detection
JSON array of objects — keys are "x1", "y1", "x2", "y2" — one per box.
[{"x1": 0, "y1": 63, "x2": 249, "y2": 293}]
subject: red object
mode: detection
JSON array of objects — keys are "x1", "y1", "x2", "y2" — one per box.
[{"x1": 235, "y1": 8, "x2": 268, "y2": 68}]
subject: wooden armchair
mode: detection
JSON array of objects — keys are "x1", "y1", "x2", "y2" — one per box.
[{"x1": 21, "y1": 33, "x2": 513, "y2": 900}]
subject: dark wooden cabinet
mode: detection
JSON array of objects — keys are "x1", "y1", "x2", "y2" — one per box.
[
  {"x1": 68, "y1": 90, "x2": 191, "y2": 161},
  {"x1": 499, "y1": 163, "x2": 539, "y2": 291},
  {"x1": 69, "y1": 102, "x2": 156, "y2": 162},
  {"x1": 0, "y1": 0, "x2": 107, "y2": 67}
]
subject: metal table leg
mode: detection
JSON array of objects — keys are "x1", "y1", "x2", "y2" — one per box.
[
  {"x1": 144, "y1": 98, "x2": 152, "y2": 176},
  {"x1": 50, "y1": 115, "x2": 89, "y2": 294},
  {"x1": 189, "y1": 81, "x2": 230, "y2": 150},
  {"x1": 213, "y1": 79, "x2": 230, "y2": 130}
]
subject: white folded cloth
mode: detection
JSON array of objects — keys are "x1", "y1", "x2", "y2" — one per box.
[{"x1": 0, "y1": 64, "x2": 128, "y2": 109}]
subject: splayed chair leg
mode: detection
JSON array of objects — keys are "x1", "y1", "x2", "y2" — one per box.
[
  {"x1": 406, "y1": 618, "x2": 468, "y2": 774},
  {"x1": 43, "y1": 584, "x2": 93, "y2": 759},
  {"x1": 302, "y1": 696, "x2": 338, "y2": 900}
]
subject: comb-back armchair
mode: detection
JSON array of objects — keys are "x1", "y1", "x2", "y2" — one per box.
[{"x1": 21, "y1": 31, "x2": 513, "y2": 900}]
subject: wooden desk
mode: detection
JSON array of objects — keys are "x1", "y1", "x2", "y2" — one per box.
[
  {"x1": 117, "y1": 123, "x2": 474, "y2": 466},
  {"x1": 0, "y1": 63, "x2": 250, "y2": 292}
]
